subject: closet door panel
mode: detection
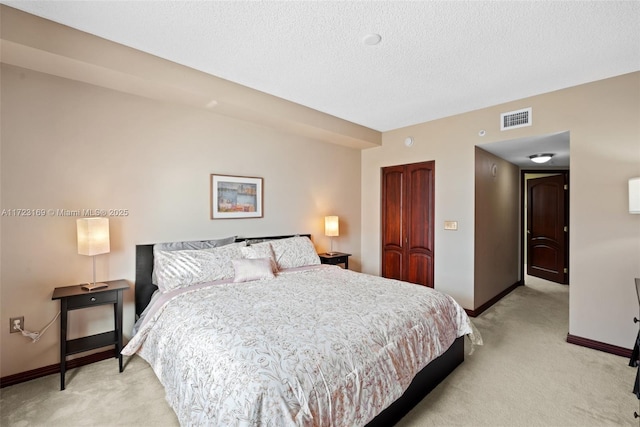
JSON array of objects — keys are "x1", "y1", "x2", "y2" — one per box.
[
  {"x1": 406, "y1": 164, "x2": 434, "y2": 251},
  {"x1": 382, "y1": 249, "x2": 404, "y2": 281},
  {"x1": 406, "y1": 162, "x2": 435, "y2": 287},
  {"x1": 407, "y1": 251, "x2": 433, "y2": 286},
  {"x1": 381, "y1": 166, "x2": 405, "y2": 280},
  {"x1": 381, "y1": 167, "x2": 404, "y2": 247}
]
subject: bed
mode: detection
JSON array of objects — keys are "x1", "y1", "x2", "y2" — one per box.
[{"x1": 123, "y1": 235, "x2": 477, "y2": 426}]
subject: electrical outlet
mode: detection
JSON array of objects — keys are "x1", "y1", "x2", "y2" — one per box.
[{"x1": 10, "y1": 317, "x2": 24, "y2": 333}]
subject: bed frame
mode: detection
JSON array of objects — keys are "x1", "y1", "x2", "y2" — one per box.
[{"x1": 134, "y1": 234, "x2": 464, "y2": 426}]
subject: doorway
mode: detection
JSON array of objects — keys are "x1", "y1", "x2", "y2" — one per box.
[{"x1": 477, "y1": 130, "x2": 570, "y2": 293}]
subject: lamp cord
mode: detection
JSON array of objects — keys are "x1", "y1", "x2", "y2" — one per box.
[{"x1": 14, "y1": 311, "x2": 61, "y2": 343}]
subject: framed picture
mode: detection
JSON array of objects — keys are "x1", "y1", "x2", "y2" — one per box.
[{"x1": 210, "y1": 174, "x2": 263, "y2": 219}]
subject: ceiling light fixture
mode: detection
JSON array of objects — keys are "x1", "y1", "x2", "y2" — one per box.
[
  {"x1": 529, "y1": 153, "x2": 554, "y2": 164},
  {"x1": 363, "y1": 33, "x2": 382, "y2": 46}
]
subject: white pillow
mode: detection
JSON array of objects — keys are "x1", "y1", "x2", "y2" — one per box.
[
  {"x1": 268, "y1": 236, "x2": 320, "y2": 270},
  {"x1": 153, "y1": 242, "x2": 246, "y2": 292},
  {"x1": 232, "y1": 258, "x2": 275, "y2": 283},
  {"x1": 152, "y1": 236, "x2": 236, "y2": 283},
  {"x1": 241, "y1": 243, "x2": 278, "y2": 272}
]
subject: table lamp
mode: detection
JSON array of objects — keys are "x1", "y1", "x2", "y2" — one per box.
[
  {"x1": 77, "y1": 217, "x2": 110, "y2": 290},
  {"x1": 324, "y1": 215, "x2": 339, "y2": 255}
]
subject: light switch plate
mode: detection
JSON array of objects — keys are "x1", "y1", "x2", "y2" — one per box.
[{"x1": 444, "y1": 221, "x2": 458, "y2": 230}]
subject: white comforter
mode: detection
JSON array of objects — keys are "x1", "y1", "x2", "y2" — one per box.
[{"x1": 123, "y1": 265, "x2": 474, "y2": 426}]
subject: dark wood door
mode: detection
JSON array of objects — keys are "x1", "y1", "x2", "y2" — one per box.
[
  {"x1": 381, "y1": 165, "x2": 405, "y2": 281},
  {"x1": 526, "y1": 174, "x2": 568, "y2": 284},
  {"x1": 381, "y1": 161, "x2": 435, "y2": 287}
]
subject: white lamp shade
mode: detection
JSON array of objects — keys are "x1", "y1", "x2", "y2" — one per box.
[
  {"x1": 77, "y1": 217, "x2": 110, "y2": 255},
  {"x1": 325, "y1": 216, "x2": 339, "y2": 237},
  {"x1": 630, "y1": 177, "x2": 640, "y2": 214}
]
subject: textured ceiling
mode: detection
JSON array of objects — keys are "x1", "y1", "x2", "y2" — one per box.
[
  {"x1": 3, "y1": 1, "x2": 639, "y2": 132},
  {"x1": 479, "y1": 131, "x2": 570, "y2": 168}
]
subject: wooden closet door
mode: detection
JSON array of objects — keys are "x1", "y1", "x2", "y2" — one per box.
[
  {"x1": 381, "y1": 165, "x2": 405, "y2": 281},
  {"x1": 405, "y1": 162, "x2": 435, "y2": 286},
  {"x1": 381, "y1": 161, "x2": 435, "y2": 287}
]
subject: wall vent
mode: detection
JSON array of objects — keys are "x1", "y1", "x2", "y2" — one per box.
[{"x1": 500, "y1": 107, "x2": 532, "y2": 131}]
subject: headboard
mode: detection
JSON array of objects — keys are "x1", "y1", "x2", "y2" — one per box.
[{"x1": 135, "y1": 234, "x2": 311, "y2": 318}]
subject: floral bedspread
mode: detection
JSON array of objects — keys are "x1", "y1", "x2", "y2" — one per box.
[{"x1": 122, "y1": 265, "x2": 474, "y2": 426}]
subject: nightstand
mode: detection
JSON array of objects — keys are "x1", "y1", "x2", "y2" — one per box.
[
  {"x1": 52, "y1": 279, "x2": 129, "y2": 390},
  {"x1": 318, "y1": 252, "x2": 351, "y2": 269}
]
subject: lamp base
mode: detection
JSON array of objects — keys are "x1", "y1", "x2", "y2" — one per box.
[
  {"x1": 325, "y1": 252, "x2": 339, "y2": 256},
  {"x1": 82, "y1": 282, "x2": 108, "y2": 291}
]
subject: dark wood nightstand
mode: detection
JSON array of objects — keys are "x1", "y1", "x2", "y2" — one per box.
[
  {"x1": 318, "y1": 252, "x2": 351, "y2": 269},
  {"x1": 52, "y1": 279, "x2": 129, "y2": 390}
]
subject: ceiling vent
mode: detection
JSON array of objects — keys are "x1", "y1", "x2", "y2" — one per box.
[{"x1": 500, "y1": 107, "x2": 532, "y2": 131}]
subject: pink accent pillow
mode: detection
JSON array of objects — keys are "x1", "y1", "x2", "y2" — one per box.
[{"x1": 232, "y1": 258, "x2": 275, "y2": 283}]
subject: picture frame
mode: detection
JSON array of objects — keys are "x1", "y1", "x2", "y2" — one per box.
[{"x1": 210, "y1": 174, "x2": 263, "y2": 219}]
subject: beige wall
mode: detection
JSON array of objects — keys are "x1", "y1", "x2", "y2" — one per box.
[
  {"x1": 0, "y1": 64, "x2": 362, "y2": 377},
  {"x1": 0, "y1": 6, "x2": 380, "y2": 151},
  {"x1": 474, "y1": 147, "x2": 520, "y2": 309},
  {"x1": 362, "y1": 72, "x2": 640, "y2": 349}
]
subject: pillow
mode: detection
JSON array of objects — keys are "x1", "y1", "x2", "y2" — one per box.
[
  {"x1": 268, "y1": 236, "x2": 320, "y2": 270},
  {"x1": 155, "y1": 236, "x2": 237, "y2": 251},
  {"x1": 152, "y1": 236, "x2": 237, "y2": 283},
  {"x1": 232, "y1": 258, "x2": 275, "y2": 283},
  {"x1": 153, "y1": 241, "x2": 246, "y2": 292},
  {"x1": 241, "y1": 243, "x2": 278, "y2": 272}
]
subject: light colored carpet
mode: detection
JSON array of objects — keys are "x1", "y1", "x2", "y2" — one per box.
[
  {"x1": 1, "y1": 276, "x2": 638, "y2": 426},
  {"x1": 397, "y1": 275, "x2": 639, "y2": 427}
]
